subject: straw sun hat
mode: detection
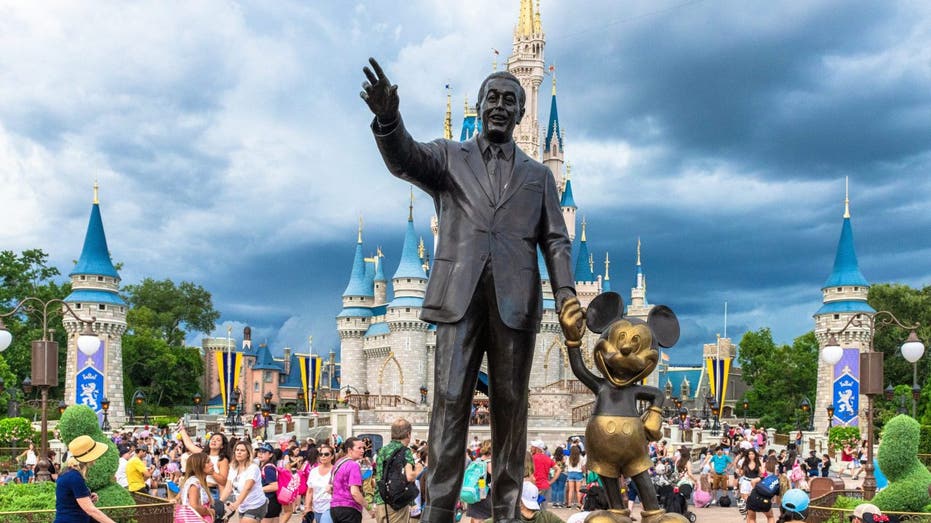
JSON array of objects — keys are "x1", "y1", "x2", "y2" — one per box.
[{"x1": 68, "y1": 435, "x2": 109, "y2": 463}]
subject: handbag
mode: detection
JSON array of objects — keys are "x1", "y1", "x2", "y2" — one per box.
[{"x1": 174, "y1": 504, "x2": 212, "y2": 523}]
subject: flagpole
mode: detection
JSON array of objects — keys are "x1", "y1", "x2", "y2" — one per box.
[{"x1": 226, "y1": 325, "x2": 232, "y2": 421}]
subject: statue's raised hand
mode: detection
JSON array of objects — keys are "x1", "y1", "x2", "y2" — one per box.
[{"x1": 361, "y1": 57, "x2": 399, "y2": 123}]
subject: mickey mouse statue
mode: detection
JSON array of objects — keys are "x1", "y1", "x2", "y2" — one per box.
[{"x1": 560, "y1": 292, "x2": 687, "y2": 523}]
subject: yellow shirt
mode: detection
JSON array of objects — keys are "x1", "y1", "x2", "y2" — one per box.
[{"x1": 126, "y1": 455, "x2": 148, "y2": 492}]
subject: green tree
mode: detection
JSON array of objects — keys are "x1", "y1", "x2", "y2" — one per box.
[
  {"x1": 121, "y1": 278, "x2": 217, "y2": 407},
  {"x1": 738, "y1": 328, "x2": 819, "y2": 431},
  {"x1": 867, "y1": 283, "x2": 931, "y2": 422},
  {"x1": 0, "y1": 249, "x2": 71, "y2": 399},
  {"x1": 123, "y1": 278, "x2": 220, "y2": 347}
]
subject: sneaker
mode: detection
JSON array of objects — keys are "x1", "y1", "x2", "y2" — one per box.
[{"x1": 708, "y1": 499, "x2": 717, "y2": 506}]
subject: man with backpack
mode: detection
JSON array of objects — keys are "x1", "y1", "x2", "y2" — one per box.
[{"x1": 375, "y1": 418, "x2": 422, "y2": 523}]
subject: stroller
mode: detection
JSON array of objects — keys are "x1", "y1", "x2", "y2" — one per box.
[{"x1": 658, "y1": 483, "x2": 697, "y2": 523}]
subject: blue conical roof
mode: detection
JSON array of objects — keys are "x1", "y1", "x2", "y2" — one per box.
[
  {"x1": 70, "y1": 203, "x2": 119, "y2": 278},
  {"x1": 252, "y1": 344, "x2": 283, "y2": 371},
  {"x1": 823, "y1": 217, "x2": 869, "y2": 288},
  {"x1": 574, "y1": 237, "x2": 594, "y2": 282},
  {"x1": 393, "y1": 216, "x2": 427, "y2": 280},
  {"x1": 342, "y1": 239, "x2": 372, "y2": 297},
  {"x1": 374, "y1": 254, "x2": 386, "y2": 282},
  {"x1": 544, "y1": 92, "x2": 563, "y2": 153},
  {"x1": 537, "y1": 248, "x2": 550, "y2": 281},
  {"x1": 560, "y1": 178, "x2": 576, "y2": 209}
]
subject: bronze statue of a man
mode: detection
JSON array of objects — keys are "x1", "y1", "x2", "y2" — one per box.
[{"x1": 361, "y1": 57, "x2": 584, "y2": 523}]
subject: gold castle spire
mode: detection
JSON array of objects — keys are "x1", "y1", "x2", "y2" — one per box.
[
  {"x1": 534, "y1": 0, "x2": 542, "y2": 34},
  {"x1": 93, "y1": 178, "x2": 99, "y2": 204},
  {"x1": 444, "y1": 85, "x2": 452, "y2": 140},
  {"x1": 588, "y1": 252, "x2": 594, "y2": 274},
  {"x1": 566, "y1": 162, "x2": 571, "y2": 179},
  {"x1": 844, "y1": 176, "x2": 850, "y2": 219},
  {"x1": 580, "y1": 216, "x2": 587, "y2": 242},
  {"x1": 551, "y1": 63, "x2": 557, "y2": 96},
  {"x1": 517, "y1": 0, "x2": 535, "y2": 37},
  {"x1": 604, "y1": 252, "x2": 611, "y2": 280},
  {"x1": 418, "y1": 236, "x2": 426, "y2": 260}
]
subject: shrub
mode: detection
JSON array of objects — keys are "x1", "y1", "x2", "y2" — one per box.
[
  {"x1": 57, "y1": 404, "x2": 118, "y2": 491},
  {"x1": 0, "y1": 481, "x2": 55, "y2": 511},
  {"x1": 95, "y1": 483, "x2": 135, "y2": 507},
  {"x1": 919, "y1": 425, "x2": 931, "y2": 454},
  {"x1": 828, "y1": 426, "x2": 860, "y2": 450},
  {"x1": 872, "y1": 415, "x2": 931, "y2": 512},
  {"x1": 0, "y1": 418, "x2": 37, "y2": 447}
]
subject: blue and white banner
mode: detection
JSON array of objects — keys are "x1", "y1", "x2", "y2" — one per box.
[
  {"x1": 75, "y1": 339, "x2": 105, "y2": 413},
  {"x1": 832, "y1": 348, "x2": 860, "y2": 426}
]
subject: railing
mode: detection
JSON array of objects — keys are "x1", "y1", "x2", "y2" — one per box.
[
  {"x1": 540, "y1": 379, "x2": 590, "y2": 394},
  {"x1": 0, "y1": 492, "x2": 173, "y2": 523},
  {"x1": 572, "y1": 401, "x2": 594, "y2": 424},
  {"x1": 808, "y1": 489, "x2": 931, "y2": 522},
  {"x1": 347, "y1": 394, "x2": 419, "y2": 411}
]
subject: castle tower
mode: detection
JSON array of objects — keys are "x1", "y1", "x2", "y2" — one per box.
[
  {"x1": 813, "y1": 182, "x2": 873, "y2": 433},
  {"x1": 386, "y1": 196, "x2": 429, "y2": 399},
  {"x1": 506, "y1": 0, "x2": 545, "y2": 159},
  {"x1": 63, "y1": 183, "x2": 128, "y2": 423},
  {"x1": 573, "y1": 219, "x2": 600, "y2": 307},
  {"x1": 602, "y1": 253, "x2": 612, "y2": 293},
  {"x1": 542, "y1": 66, "x2": 565, "y2": 191},
  {"x1": 372, "y1": 248, "x2": 387, "y2": 306},
  {"x1": 560, "y1": 164, "x2": 577, "y2": 241},
  {"x1": 337, "y1": 219, "x2": 374, "y2": 394},
  {"x1": 444, "y1": 87, "x2": 453, "y2": 140},
  {"x1": 627, "y1": 238, "x2": 653, "y2": 321}
]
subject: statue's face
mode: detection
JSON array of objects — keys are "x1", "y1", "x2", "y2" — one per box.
[
  {"x1": 593, "y1": 319, "x2": 659, "y2": 387},
  {"x1": 479, "y1": 77, "x2": 524, "y2": 143}
]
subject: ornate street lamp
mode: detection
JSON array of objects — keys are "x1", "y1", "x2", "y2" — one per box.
[
  {"x1": 296, "y1": 389, "x2": 305, "y2": 415},
  {"x1": 826, "y1": 404, "x2": 834, "y2": 435},
  {"x1": 193, "y1": 392, "x2": 202, "y2": 420},
  {"x1": 132, "y1": 389, "x2": 146, "y2": 424},
  {"x1": 799, "y1": 397, "x2": 813, "y2": 431},
  {"x1": 741, "y1": 398, "x2": 749, "y2": 424},
  {"x1": 901, "y1": 330, "x2": 925, "y2": 418},
  {"x1": 822, "y1": 312, "x2": 925, "y2": 500},
  {"x1": 58, "y1": 401, "x2": 66, "y2": 416},
  {"x1": 100, "y1": 397, "x2": 111, "y2": 432},
  {"x1": 419, "y1": 385, "x2": 428, "y2": 405},
  {"x1": 0, "y1": 298, "x2": 99, "y2": 483}
]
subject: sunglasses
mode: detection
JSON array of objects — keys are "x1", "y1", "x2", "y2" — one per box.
[{"x1": 319, "y1": 453, "x2": 332, "y2": 457}]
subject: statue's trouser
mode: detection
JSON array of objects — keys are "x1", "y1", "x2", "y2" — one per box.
[{"x1": 420, "y1": 267, "x2": 536, "y2": 523}]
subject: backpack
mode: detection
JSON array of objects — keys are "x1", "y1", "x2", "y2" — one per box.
[
  {"x1": 718, "y1": 495, "x2": 732, "y2": 507},
  {"x1": 459, "y1": 458, "x2": 488, "y2": 504},
  {"x1": 296, "y1": 462, "x2": 311, "y2": 496},
  {"x1": 754, "y1": 474, "x2": 780, "y2": 498},
  {"x1": 789, "y1": 464, "x2": 804, "y2": 483},
  {"x1": 377, "y1": 446, "x2": 419, "y2": 510},
  {"x1": 275, "y1": 465, "x2": 301, "y2": 505}
]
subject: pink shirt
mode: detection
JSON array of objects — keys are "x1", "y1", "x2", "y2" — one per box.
[{"x1": 329, "y1": 458, "x2": 363, "y2": 512}]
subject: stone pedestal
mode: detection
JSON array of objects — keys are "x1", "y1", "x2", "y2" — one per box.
[{"x1": 331, "y1": 408, "x2": 356, "y2": 439}]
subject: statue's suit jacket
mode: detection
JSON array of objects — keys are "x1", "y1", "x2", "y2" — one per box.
[{"x1": 373, "y1": 115, "x2": 575, "y2": 330}]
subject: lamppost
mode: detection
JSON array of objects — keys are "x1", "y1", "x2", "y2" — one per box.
[
  {"x1": 132, "y1": 390, "x2": 146, "y2": 425},
  {"x1": 710, "y1": 402, "x2": 721, "y2": 436},
  {"x1": 296, "y1": 389, "x2": 305, "y2": 415},
  {"x1": 678, "y1": 407, "x2": 689, "y2": 435},
  {"x1": 262, "y1": 391, "x2": 273, "y2": 441},
  {"x1": 0, "y1": 298, "x2": 100, "y2": 482},
  {"x1": 741, "y1": 398, "x2": 749, "y2": 425},
  {"x1": 799, "y1": 397, "x2": 813, "y2": 431},
  {"x1": 900, "y1": 330, "x2": 925, "y2": 418},
  {"x1": 193, "y1": 392, "x2": 202, "y2": 420},
  {"x1": 883, "y1": 385, "x2": 916, "y2": 415},
  {"x1": 826, "y1": 404, "x2": 834, "y2": 435},
  {"x1": 101, "y1": 397, "x2": 111, "y2": 432},
  {"x1": 226, "y1": 388, "x2": 242, "y2": 434},
  {"x1": 58, "y1": 401, "x2": 66, "y2": 416},
  {"x1": 419, "y1": 385, "x2": 428, "y2": 405},
  {"x1": 822, "y1": 312, "x2": 926, "y2": 500}
]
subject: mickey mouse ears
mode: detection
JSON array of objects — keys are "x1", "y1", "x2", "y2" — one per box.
[
  {"x1": 585, "y1": 292, "x2": 625, "y2": 334},
  {"x1": 648, "y1": 305, "x2": 680, "y2": 348}
]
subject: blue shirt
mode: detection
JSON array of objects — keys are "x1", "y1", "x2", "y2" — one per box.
[
  {"x1": 16, "y1": 468, "x2": 33, "y2": 484},
  {"x1": 54, "y1": 468, "x2": 91, "y2": 523},
  {"x1": 710, "y1": 453, "x2": 732, "y2": 474}
]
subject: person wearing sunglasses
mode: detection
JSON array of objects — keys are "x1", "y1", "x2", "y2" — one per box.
[{"x1": 305, "y1": 445, "x2": 335, "y2": 523}]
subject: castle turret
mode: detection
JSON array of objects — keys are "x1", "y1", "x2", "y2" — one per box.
[
  {"x1": 813, "y1": 180, "x2": 874, "y2": 432},
  {"x1": 560, "y1": 164, "x2": 577, "y2": 241},
  {"x1": 627, "y1": 237, "x2": 653, "y2": 321},
  {"x1": 372, "y1": 248, "x2": 387, "y2": 306},
  {"x1": 542, "y1": 66, "x2": 565, "y2": 190},
  {"x1": 337, "y1": 219, "x2": 373, "y2": 394},
  {"x1": 602, "y1": 252, "x2": 612, "y2": 293},
  {"x1": 63, "y1": 183, "x2": 128, "y2": 423},
  {"x1": 507, "y1": 0, "x2": 545, "y2": 158}
]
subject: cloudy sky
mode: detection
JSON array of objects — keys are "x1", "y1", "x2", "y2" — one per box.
[{"x1": 2, "y1": 0, "x2": 930, "y2": 364}]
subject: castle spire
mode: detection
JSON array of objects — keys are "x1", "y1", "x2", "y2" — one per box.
[
  {"x1": 517, "y1": 0, "x2": 535, "y2": 37},
  {"x1": 409, "y1": 186, "x2": 414, "y2": 221},
  {"x1": 580, "y1": 216, "x2": 587, "y2": 242},
  {"x1": 357, "y1": 215, "x2": 363, "y2": 244},
  {"x1": 393, "y1": 197, "x2": 427, "y2": 281},
  {"x1": 93, "y1": 178, "x2": 99, "y2": 205},
  {"x1": 574, "y1": 218, "x2": 594, "y2": 282},
  {"x1": 69, "y1": 183, "x2": 120, "y2": 278},
  {"x1": 602, "y1": 252, "x2": 612, "y2": 292},
  {"x1": 444, "y1": 84, "x2": 452, "y2": 140},
  {"x1": 844, "y1": 176, "x2": 850, "y2": 219},
  {"x1": 342, "y1": 218, "x2": 372, "y2": 298},
  {"x1": 636, "y1": 237, "x2": 645, "y2": 289},
  {"x1": 822, "y1": 181, "x2": 869, "y2": 289},
  {"x1": 637, "y1": 236, "x2": 641, "y2": 266}
]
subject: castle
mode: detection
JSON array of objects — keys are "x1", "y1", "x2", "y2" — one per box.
[{"x1": 335, "y1": 0, "x2": 663, "y2": 421}]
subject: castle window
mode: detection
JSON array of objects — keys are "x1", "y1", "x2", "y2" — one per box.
[
  {"x1": 264, "y1": 371, "x2": 273, "y2": 383},
  {"x1": 74, "y1": 303, "x2": 82, "y2": 309},
  {"x1": 837, "y1": 287, "x2": 842, "y2": 292},
  {"x1": 406, "y1": 308, "x2": 411, "y2": 313},
  {"x1": 98, "y1": 304, "x2": 106, "y2": 311},
  {"x1": 834, "y1": 314, "x2": 840, "y2": 320},
  {"x1": 407, "y1": 279, "x2": 411, "y2": 283},
  {"x1": 254, "y1": 382, "x2": 260, "y2": 392},
  {"x1": 854, "y1": 287, "x2": 859, "y2": 291},
  {"x1": 98, "y1": 276, "x2": 104, "y2": 282},
  {"x1": 80, "y1": 275, "x2": 86, "y2": 281}
]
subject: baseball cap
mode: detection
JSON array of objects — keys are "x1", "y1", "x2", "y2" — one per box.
[
  {"x1": 257, "y1": 443, "x2": 275, "y2": 454},
  {"x1": 781, "y1": 489, "x2": 809, "y2": 512},
  {"x1": 530, "y1": 439, "x2": 545, "y2": 449},
  {"x1": 136, "y1": 444, "x2": 149, "y2": 453},
  {"x1": 520, "y1": 481, "x2": 540, "y2": 511},
  {"x1": 851, "y1": 503, "x2": 881, "y2": 520},
  {"x1": 117, "y1": 443, "x2": 133, "y2": 455}
]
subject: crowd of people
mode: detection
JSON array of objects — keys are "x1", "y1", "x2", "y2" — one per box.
[{"x1": 35, "y1": 416, "x2": 894, "y2": 523}]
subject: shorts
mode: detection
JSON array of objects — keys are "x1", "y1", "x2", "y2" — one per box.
[
  {"x1": 711, "y1": 472, "x2": 727, "y2": 490},
  {"x1": 567, "y1": 471, "x2": 584, "y2": 482},
  {"x1": 265, "y1": 493, "x2": 282, "y2": 518},
  {"x1": 465, "y1": 497, "x2": 491, "y2": 519},
  {"x1": 746, "y1": 491, "x2": 773, "y2": 513},
  {"x1": 738, "y1": 478, "x2": 752, "y2": 495},
  {"x1": 239, "y1": 499, "x2": 269, "y2": 520},
  {"x1": 330, "y1": 506, "x2": 363, "y2": 523}
]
